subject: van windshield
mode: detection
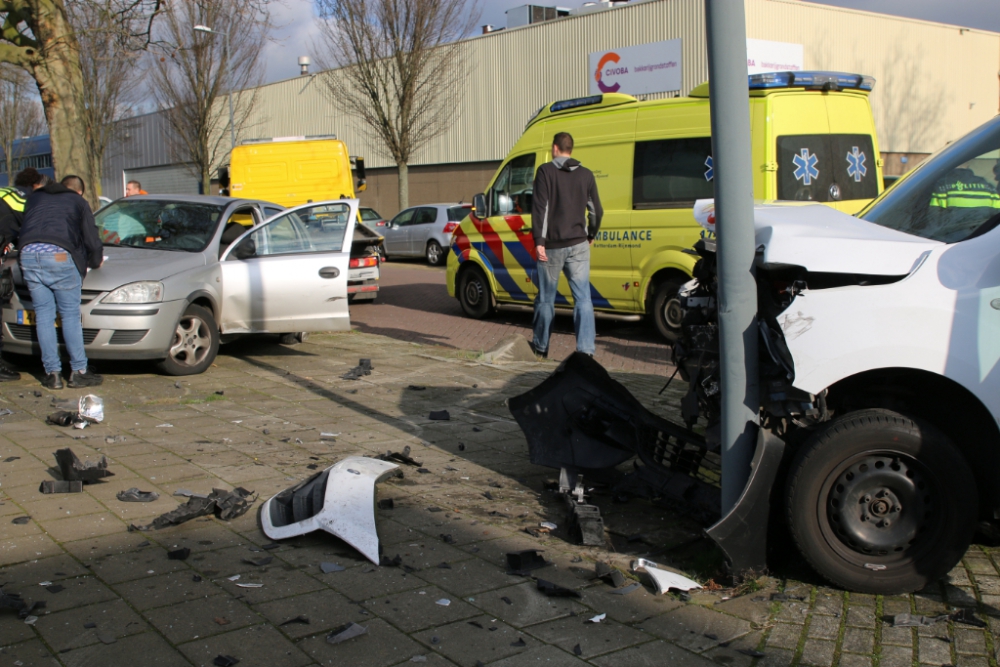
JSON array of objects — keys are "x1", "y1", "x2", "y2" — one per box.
[
  {"x1": 97, "y1": 200, "x2": 225, "y2": 252},
  {"x1": 861, "y1": 119, "x2": 1000, "y2": 243},
  {"x1": 777, "y1": 134, "x2": 879, "y2": 202}
]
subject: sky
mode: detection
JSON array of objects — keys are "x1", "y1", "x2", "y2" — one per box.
[{"x1": 260, "y1": 0, "x2": 1000, "y2": 84}]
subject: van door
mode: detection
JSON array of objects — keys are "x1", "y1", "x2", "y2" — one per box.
[{"x1": 483, "y1": 153, "x2": 538, "y2": 303}]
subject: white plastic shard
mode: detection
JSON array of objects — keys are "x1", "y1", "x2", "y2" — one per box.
[
  {"x1": 260, "y1": 456, "x2": 400, "y2": 564},
  {"x1": 632, "y1": 558, "x2": 702, "y2": 594}
]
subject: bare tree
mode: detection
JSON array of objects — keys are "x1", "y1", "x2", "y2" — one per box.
[
  {"x1": 315, "y1": 0, "x2": 480, "y2": 210},
  {"x1": 0, "y1": 64, "x2": 45, "y2": 180},
  {"x1": 148, "y1": 0, "x2": 268, "y2": 194}
]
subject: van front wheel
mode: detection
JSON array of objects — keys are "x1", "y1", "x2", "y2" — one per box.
[
  {"x1": 651, "y1": 278, "x2": 684, "y2": 341},
  {"x1": 458, "y1": 265, "x2": 495, "y2": 319}
]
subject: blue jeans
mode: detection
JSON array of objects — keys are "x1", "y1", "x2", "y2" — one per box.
[
  {"x1": 20, "y1": 252, "x2": 88, "y2": 374},
  {"x1": 532, "y1": 241, "x2": 595, "y2": 355}
]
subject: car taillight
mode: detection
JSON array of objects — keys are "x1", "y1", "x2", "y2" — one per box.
[
  {"x1": 350, "y1": 257, "x2": 379, "y2": 269},
  {"x1": 442, "y1": 222, "x2": 458, "y2": 234},
  {"x1": 376, "y1": 221, "x2": 386, "y2": 226}
]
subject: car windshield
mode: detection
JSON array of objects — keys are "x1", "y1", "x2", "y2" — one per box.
[
  {"x1": 447, "y1": 206, "x2": 471, "y2": 222},
  {"x1": 96, "y1": 200, "x2": 225, "y2": 252},
  {"x1": 861, "y1": 118, "x2": 1000, "y2": 243},
  {"x1": 360, "y1": 208, "x2": 382, "y2": 221}
]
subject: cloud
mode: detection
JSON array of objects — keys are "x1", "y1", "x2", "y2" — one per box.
[
  {"x1": 804, "y1": 0, "x2": 1000, "y2": 32},
  {"x1": 261, "y1": 0, "x2": 322, "y2": 83}
]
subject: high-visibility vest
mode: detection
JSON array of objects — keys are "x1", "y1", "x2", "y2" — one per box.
[
  {"x1": 929, "y1": 176, "x2": 1000, "y2": 210},
  {"x1": 0, "y1": 187, "x2": 26, "y2": 213}
]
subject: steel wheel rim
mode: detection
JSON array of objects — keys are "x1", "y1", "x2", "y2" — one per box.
[
  {"x1": 169, "y1": 315, "x2": 212, "y2": 367},
  {"x1": 820, "y1": 451, "x2": 941, "y2": 564},
  {"x1": 464, "y1": 276, "x2": 483, "y2": 307},
  {"x1": 664, "y1": 296, "x2": 684, "y2": 329},
  {"x1": 427, "y1": 243, "x2": 441, "y2": 263}
]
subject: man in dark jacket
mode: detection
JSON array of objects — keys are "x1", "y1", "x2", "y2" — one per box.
[
  {"x1": 18, "y1": 175, "x2": 103, "y2": 389},
  {"x1": 531, "y1": 132, "x2": 603, "y2": 358}
]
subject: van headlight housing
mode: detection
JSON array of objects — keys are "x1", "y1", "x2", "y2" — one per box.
[{"x1": 101, "y1": 281, "x2": 164, "y2": 304}]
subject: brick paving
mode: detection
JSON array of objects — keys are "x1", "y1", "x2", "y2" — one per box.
[
  {"x1": 0, "y1": 331, "x2": 997, "y2": 666},
  {"x1": 351, "y1": 260, "x2": 673, "y2": 375}
]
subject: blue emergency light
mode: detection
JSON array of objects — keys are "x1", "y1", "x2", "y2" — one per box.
[
  {"x1": 549, "y1": 95, "x2": 604, "y2": 113},
  {"x1": 748, "y1": 71, "x2": 875, "y2": 91}
]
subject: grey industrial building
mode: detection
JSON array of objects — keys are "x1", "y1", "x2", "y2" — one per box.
[{"x1": 100, "y1": 0, "x2": 1000, "y2": 218}]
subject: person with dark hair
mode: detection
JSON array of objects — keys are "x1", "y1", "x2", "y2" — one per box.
[
  {"x1": 530, "y1": 131, "x2": 603, "y2": 359},
  {"x1": 0, "y1": 167, "x2": 46, "y2": 382},
  {"x1": 18, "y1": 173, "x2": 104, "y2": 389}
]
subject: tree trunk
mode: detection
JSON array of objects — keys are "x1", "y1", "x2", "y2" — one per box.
[
  {"x1": 202, "y1": 165, "x2": 211, "y2": 196},
  {"x1": 397, "y1": 161, "x2": 408, "y2": 211},
  {"x1": 30, "y1": 0, "x2": 92, "y2": 206}
]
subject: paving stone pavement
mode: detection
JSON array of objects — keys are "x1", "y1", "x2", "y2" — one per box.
[{"x1": 0, "y1": 331, "x2": 997, "y2": 666}]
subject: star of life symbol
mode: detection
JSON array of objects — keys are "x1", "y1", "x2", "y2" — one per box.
[
  {"x1": 793, "y1": 148, "x2": 819, "y2": 186},
  {"x1": 704, "y1": 155, "x2": 714, "y2": 181},
  {"x1": 846, "y1": 146, "x2": 867, "y2": 182}
]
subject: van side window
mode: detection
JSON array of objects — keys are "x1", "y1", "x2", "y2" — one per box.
[
  {"x1": 633, "y1": 138, "x2": 715, "y2": 209},
  {"x1": 490, "y1": 154, "x2": 536, "y2": 216}
]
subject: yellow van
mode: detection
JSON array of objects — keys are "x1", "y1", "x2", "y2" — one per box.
[
  {"x1": 225, "y1": 136, "x2": 366, "y2": 207},
  {"x1": 446, "y1": 71, "x2": 883, "y2": 340}
]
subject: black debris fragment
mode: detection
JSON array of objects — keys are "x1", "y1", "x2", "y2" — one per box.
[
  {"x1": 84, "y1": 622, "x2": 97, "y2": 629},
  {"x1": 483, "y1": 491, "x2": 494, "y2": 501},
  {"x1": 306, "y1": 464, "x2": 318, "y2": 470},
  {"x1": 737, "y1": 649, "x2": 766, "y2": 658},
  {"x1": 242, "y1": 556, "x2": 272, "y2": 567},
  {"x1": 458, "y1": 444, "x2": 465, "y2": 451},
  {"x1": 595, "y1": 563, "x2": 626, "y2": 588},
  {"x1": 770, "y1": 593, "x2": 806, "y2": 602},
  {"x1": 342, "y1": 359, "x2": 373, "y2": 380},
  {"x1": 427, "y1": 507, "x2": 443, "y2": 513},
  {"x1": 262, "y1": 543, "x2": 280, "y2": 550},
  {"x1": 213, "y1": 655, "x2": 240, "y2": 667},
  {"x1": 380, "y1": 554, "x2": 402, "y2": 567},
  {"x1": 168, "y1": 548, "x2": 191, "y2": 561},
  {"x1": 417, "y1": 468, "x2": 430, "y2": 474},
  {"x1": 11, "y1": 516, "x2": 30, "y2": 525},
  {"x1": 279, "y1": 615, "x2": 310, "y2": 626},
  {"x1": 573, "y1": 644, "x2": 583, "y2": 656},
  {"x1": 116, "y1": 488, "x2": 159, "y2": 502},
  {"x1": 891, "y1": 613, "x2": 944, "y2": 627},
  {"x1": 407, "y1": 385, "x2": 426, "y2": 391},
  {"x1": 33, "y1": 390, "x2": 42, "y2": 397},
  {"x1": 536, "y1": 579, "x2": 581, "y2": 598},
  {"x1": 379, "y1": 446, "x2": 422, "y2": 467},
  {"x1": 46, "y1": 411, "x2": 85, "y2": 427},
  {"x1": 472, "y1": 427, "x2": 482, "y2": 432},
  {"x1": 54, "y1": 448, "x2": 113, "y2": 483},
  {"x1": 192, "y1": 575, "x2": 203, "y2": 583},
  {"x1": 610, "y1": 582, "x2": 642, "y2": 596},
  {"x1": 440, "y1": 534, "x2": 454, "y2": 544},
  {"x1": 320, "y1": 563, "x2": 345, "y2": 573},
  {"x1": 428, "y1": 410, "x2": 450, "y2": 421},
  {"x1": 215, "y1": 390, "x2": 225, "y2": 396},
  {"x1": 437, "y1": 562, "x2": 451, "y2": 569},
  {"x1": 468, "y1": 621, "x2": 483, "y2": 629},
  {"x1": 327, "y1": 622, "x2": 368, "y2": 644},
  {"x1": 511, "y1": 638, "x2": 527, "y2": 647},
  {"x1": 39, "y1": 480, "x2": 83, "y2": 494},
  {"x1": 501, "y1": 596, "x2": 513, "y2": 605},
  {"x1": 506, "y1": 550, "x2": 548, "y2": 575},
  {"x1": 128, "y1": 487, "x2": 256, "y2": 531},
  {"x1": 377, "y1": 499, "x2": 394, "y2": 510},
  {"x1": 3, "y1": 456, "x2": 19, "y2": 463},
  {"x1": 952, "y1": 609, "x2": 988, "y2": 628},
  {"x1": 45, "y1": 585, "x2": 65, "y2": 594}
]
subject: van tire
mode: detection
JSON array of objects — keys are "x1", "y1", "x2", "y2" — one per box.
[
  {"x1": 651, "y1": 277, "x2": 685, "y2": 341},
  {"x1": 426, "y1": 241, "x2": 446, "y2": 266},
  {"x1": 458, "y1": 265, "x2": 495, "y2": 319},
  {"x1": 157, "y1": 304, "x2": 219, "y2": 376},
  {"x1": 785, "y1": 408, "x2": 977, "y2": 594}
]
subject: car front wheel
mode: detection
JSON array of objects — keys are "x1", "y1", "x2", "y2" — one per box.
[
  {"x1": 786, "y1": 408, "x2": 977, "y2": 594},
  {"x1": 426, "y1": 240, "x2": 446, "y2": 266},
  {"x1": 157, "y1": 304, "x2": 220, "y2": 376}
]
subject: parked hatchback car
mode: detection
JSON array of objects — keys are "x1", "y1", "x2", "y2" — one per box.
[
  {"x1": 3, "y1": 196, "x2": 359, "y2": 376},
  {"x1": 382, "y1": 203, "x2": 471, "y2": 265},
  {"x1": 360, "y1": 206, "x2": 387, "y2": 228}
]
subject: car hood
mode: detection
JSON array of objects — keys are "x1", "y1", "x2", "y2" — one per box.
[
  {"x1": 753, "y1": 203, "x2": 942, "y2": 276},
  {"x1": 83, "y1": 246, "x2": 208, "y2": 292}
]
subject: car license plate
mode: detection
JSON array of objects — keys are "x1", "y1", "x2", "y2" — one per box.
[{"x1": 16, "y1": 310, "x2": 59, "y2": 327}]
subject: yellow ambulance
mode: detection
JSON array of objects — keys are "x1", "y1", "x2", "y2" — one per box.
[{"x1": 446, "y1": 71, "x2": 883, "y2": 340}]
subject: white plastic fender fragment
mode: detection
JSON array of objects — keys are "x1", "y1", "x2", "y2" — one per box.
[
  {"x1": 260, "y1": 456, "x2": 399, "y2": 564},
  {"x1": 632, "y1": 558, "x2": 702, "y2": 595}
]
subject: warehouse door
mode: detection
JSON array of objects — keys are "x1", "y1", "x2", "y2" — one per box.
[{"x1": 124, "y1": 164, "x2": 200, "y2": 195}]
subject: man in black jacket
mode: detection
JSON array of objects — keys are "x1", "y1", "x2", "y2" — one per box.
[
  {"x1": 18, "y1": 175, "x2": 103, "y2": 389},
  {"x1": 531, "y1": 132, "x2": 603, "y2": 358}
]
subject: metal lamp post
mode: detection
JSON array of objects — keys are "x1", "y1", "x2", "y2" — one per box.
[{"x1": 193, "y1": 24, "x2": 235, "y2": 151}]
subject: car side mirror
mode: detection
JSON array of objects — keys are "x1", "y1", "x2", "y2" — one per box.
[
  {"x1": 233, "y1": 238, "x2": 256, "y2": 260},
  {"x1": 473, "y1": 193, "x2": 487, "y2": 219}
]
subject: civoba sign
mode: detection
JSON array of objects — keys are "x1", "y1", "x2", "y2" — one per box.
[{"x1": 589, "y1": 39, "x2": 682, "y2": 96}]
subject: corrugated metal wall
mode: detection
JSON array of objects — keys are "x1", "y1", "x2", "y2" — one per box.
[{"x1": 102, "y1": 111, "x2": 190, "y2": 199}]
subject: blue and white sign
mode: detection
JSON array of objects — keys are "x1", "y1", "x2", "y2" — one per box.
[
  {"x1": 793, "y1": 149, "x2": 819, "y2": 186},
  {"x1": 846, "y1": 146, "x2": 867, "y2": 182}
]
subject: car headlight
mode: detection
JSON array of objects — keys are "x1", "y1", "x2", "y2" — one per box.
[{"x1": 101, "y1": 281, "x2": 164, "y2": 304}]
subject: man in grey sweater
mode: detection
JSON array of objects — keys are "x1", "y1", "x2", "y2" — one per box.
[{"x1": 531, "y1": 132, "x2": 603, "y2": 358}]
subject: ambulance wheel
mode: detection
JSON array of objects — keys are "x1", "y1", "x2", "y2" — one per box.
[
  {"x1": 458, "y1": 265, "x2": 494, "y2": 319},
  {"x1": 651, "y1": 277, "x2": 684, "y2": 341},
  {"x1": 785, "y1": 408, "x2": 977, "y2": 594}
]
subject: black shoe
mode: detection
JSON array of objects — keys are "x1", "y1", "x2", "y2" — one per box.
[
  {"x1": 529, "y1": 342, "x2": 548, "y2": 359},
  {"x1": 0, "y1": 363, "x2": 20, "y2": 382},
  {"x1": 67, "y1": 368, "x2": 103, "y2": 388},
  {"x1": 42, "y1": 372, "x2": 63, "y2": 390}
]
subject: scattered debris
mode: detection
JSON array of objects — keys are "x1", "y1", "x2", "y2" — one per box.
[
  {"x1": 632, "y1": 558, "x2": 702, "y2": 595},
  {"x1": 242, "y1": 556, "x2": 272, "y2": 567},
  {"x1": 417, "y1": 468, "x2": 430, "y2": 474},
  {"x1": 129, "y1": 487, "x2": 256, "y2": 531},
  {"x1": 236, "y1": 583, "x2": 263, "y2": 589},
  {"x1": 458, "y1": 444, "x2": 465, "y2": 451},
  {"x1": 116, "y1": 488, "x2": 159, "y2": 502},
  {"x1": 167, "y1": 548, "x2": 191, "y2": 561},
  {"x1": 410, "y1": 656, "x2": 427, "y2": 663},
  {"x1": 483, "y1": 491, "x2": 495, "y2": 501},
  {"x1": 892, "y1": 609, "x2": 987, "y2": 629},
  {"x1": 506, "y1": 550, "x2": 548, "y2": 575},
  {"x1": 377, "y1": 498, "x2": 394, "y2": 510},
  {"x1": 23, "y1": 615, "x2": 37, "y2": 625},
  {"x1": 510, "y1": 638, "x2": 527, "y2": 647},
  {"x1": 501, "y1": 596, "x2": 513, "y2": 605},
  {"x1": 573, "y1": 644, "x2": 583, "y2": 656},
  {"x1": 46, "y1": 395, "x2": 104, "y2": 429},
  {"x1": 320, "y1": 562, "x2": 345, "y2": 573},
  {"x1": 381, "y1": 554, "x2": 402, "y2": 567},
  {"x1": 610, "y1": 582, "x2": 642, "y2": 596},
  {"x1": 0, "y1": 408, "x2": 12, "y2": 417},
  {"x1": 428, "y1": 410, "x2": 450, "y2": 421},
  {"x1": 105, "y1": 436, "x2": 126, "y2": 444},
  {"x1": 770, "y1": 593, "x2": 806, "y2": 602},
  {"x1": 11, "y1": 516, "x2": 30, "y2": 525},
  {"x1": 587, "y1": 613, "x2": 606, "y2": 623},
  {"x1": 378, "y1": 446, "x2": 422, "y2": 467},
  {"x1": 45, "y1": 585, "x2": 64, "y2": 594},
  {"x1": 84, "y1": 622, "x2": 97, "y2": 629},
  {"x1": 39, "y1": 480, "x2": 82, "y2": 494},
  {"x1": 435, "y1": 598, "x2": 451, "y2": 606},
  {"x1": 156, "y1": 424, "x2": 173, "y2": 428},
  {"x1": 440, "y1": 534, "x2": 454, "y2": 544},
  {"x1": 173, "y1": 489, "x2": 208, "y2": 499},
  {"x1": 437, "y1": 562, "x2": 451, "y2": 569},
  {"x1": 54, "y1": 448, "x2": 113, "y2": 483},
  {"x1": 595, "y1": 563, "x2": 626, "y2": 589},
  {"x1": 215, "y1": 390, "x2": 225, "y2": 396},
  {"x1": 327, "y1": 622, "x2": 368, "y2": 644},
  {"x1": 214, "y1": 617, "x2": 231, "y2": 626},
  {"x1": 212, "y1": 656, "x2": 240, "y2": 667},
  {"x1": 536, "y1": 579, "x2": 580, "y2": 598},
  {"x1": 539, "y1": 521, "x2": 557, "y2": 531},
  {"x1": 407, "y1": 385, "x2": 426, "y2": 391},
  {"x1": 321, "y1": 432, "x2": 340, "y2": 438},
  {"x1": 3, "y1": 455, "x2": 19, "y2": 462},
  {"x1": 342, "y1": 359, "x2": 373, "y2": 380},
  {"x1": 279, "y1": 615, "x2": 310, "y2": 626}
]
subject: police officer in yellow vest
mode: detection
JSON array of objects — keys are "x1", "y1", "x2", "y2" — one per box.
[{"x1": 0, "y1": 167, "x2": 46, "y2": 381}]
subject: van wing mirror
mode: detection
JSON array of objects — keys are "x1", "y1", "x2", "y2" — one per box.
[
  {"x1": 218, "y1": 166, "x2": 230, "y2": 189},
  {"x1": 353, "y1": 156, "x2": 367, "y2": 193},
  {"x1": 473, "y1": 193, "x2": 487, "y2": 219}
]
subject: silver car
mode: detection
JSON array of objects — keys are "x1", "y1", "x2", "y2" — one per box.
[
  {"x1": 381, "y1": 203, "x2": 471, "y2": 265},
  {"x1": 3, "y1": 195, "x2": 358, "y2": 375}
]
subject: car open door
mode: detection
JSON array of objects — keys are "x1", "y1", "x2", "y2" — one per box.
[{"x1": 219, "y1": 200, "x2": 357, "y2": 334}]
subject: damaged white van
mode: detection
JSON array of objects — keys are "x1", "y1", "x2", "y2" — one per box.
[{"x1": 673, "y1": 115, "x2": 1000, "y2": 592}]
